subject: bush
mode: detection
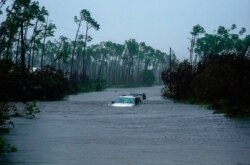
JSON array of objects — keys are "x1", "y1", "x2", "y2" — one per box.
[
  {"x1": 0, "y1": 60, "x2": 70, "y2": 101},
  {"x1": 0, "y1": 103, "x2": 10, "y2": 125},
  {"x1": 31, "y1": 66, "x2": 70, "y2": 100},
  {"x1": 161, "y1": 54, "x2": 250, "y2": 116},
  {"x1": 24, "y1": 101, "x2": 40, "y2": 118},
  {"x1": 161, "y1": 60, "x2": 193, "y2": 99}
]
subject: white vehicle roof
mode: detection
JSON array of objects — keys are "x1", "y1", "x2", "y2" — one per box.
[
  {"x1": 118, "y1": 95, "x2": 136, "y2": 99},
  {"x1": 111, "y1": 95, "x2": 141, "y2": 107}
]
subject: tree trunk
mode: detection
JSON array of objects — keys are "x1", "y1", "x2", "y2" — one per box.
[
  {"x1": 41, "y1": 23, "x2": 47, "y2": 68},
  {"x1": 82, "y1": 23, "x2": 89, "y2": 83},
  {"x1": 20, "y1": 21, "x2": 25, "y2": 70},
  {"x1": 15, "y1": 32, "x2": 21, "y2": 64},
  {"x1": 70, "y1": 20, "x2": 82, "y2": 78},
  {"x1": 20, "y1": 20, "x2": 26, "y2": 102},
  {"x1": 28, "y1": 19, "x2": 38, "y2": 69}
]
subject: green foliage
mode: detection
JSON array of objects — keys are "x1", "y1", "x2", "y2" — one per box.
[
  {"x1": 141, "y1": 69, "x2": 155, "y2": 86},
  {"x1": 126, "y1": 39, "x2": 139, "y2": 59},
  {"x1": 10, "y1": 146, "x2": 18, "y2": 152},
  {"x1": 195, "y1": 25, "x2": 249, "y2": 59},
  {"x1": 0, "y1": 137, "x2": 17, "y2": 153},
  {"x1": 0, "y1": 137, "x2": 5, "y2": 151},
  {"x1": 165, "y1": 24, "x2": 250, "y2": 116},
  {"x1": 0, "y1": 60, "x2": 70, "y2": 101},
  {"x1": 78, "y1": 78, "x2": 107, "y2": 92},
  {"x1": 24, "y1": 101, "x2": 40, "y2": 118},
  {"x1": 162, "y1": 54, "x2": 250, "y2": 116},
  {"x1": 71, "y1": 8, "x2": 100, "y2": 82},
  {"x1": 0, "y1": 103, "x2": 10, "y2": 125},
  {"x1": 0, "y1": 103, "x2": 17, "y2": 131},
  {"x1": 0, "y1": 1, "x2": 167, "y2": 91},
  {"x1": 83, "y1": 40, "x2": 167, "y2": 87},
  {"x1": 80, "y1": 9, "x2": 100, "y2": 30},
  {"x1": 191, "y1": 24, "x2": 206, "y2": 36},
  {"x1": 0, "y1": 60, "x2": 14, "y2": 101},
  {"x1": 32, "y1": 66, "x2": 70, "y2": 100},
  {"x1": 162, "y1": 60, "x2": 194, "y2": 99},
  {"x1": 94, "y1": 79, "x2": 107, "y2": 91}
]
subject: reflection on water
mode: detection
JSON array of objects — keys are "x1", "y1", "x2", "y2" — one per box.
[{"x1": 1, "y1": 86, "x2": 250, "y2": 165}]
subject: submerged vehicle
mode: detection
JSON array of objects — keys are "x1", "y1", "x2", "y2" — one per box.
[
  {"x1": 111, "y1": 95, "x2": 142, "y2": 107},
  {"x1": 130, "y1": 93, "x2": 146, "y2": 100}
]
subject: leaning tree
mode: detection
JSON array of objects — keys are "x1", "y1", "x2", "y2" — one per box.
[{"x1": 70, "y1": 9, "x2": 100, "y2": 83}]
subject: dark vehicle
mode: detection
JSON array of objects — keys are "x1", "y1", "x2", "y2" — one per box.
[{"x1": 129, "y1": 93, "x2": 146, "y2": 100}]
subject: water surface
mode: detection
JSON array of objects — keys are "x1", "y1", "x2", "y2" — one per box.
[{"x1": 1, "y1": 86, "x2": 250, "y2": 165}]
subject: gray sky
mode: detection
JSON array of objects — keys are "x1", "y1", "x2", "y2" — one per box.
[{"x1": 39, "y1": 0, "x2": 250, "y2": 59}]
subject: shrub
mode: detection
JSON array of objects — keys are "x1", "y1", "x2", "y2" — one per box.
[
  {"x1": 31, "y1": 66, "x2": 70, "y2": 100},
  {"x1": 161, "y1": 54, "x2": 250, "y2": 116},
  {"x1": 0, "y1": 60, "x2": 70, "y2": 101}
]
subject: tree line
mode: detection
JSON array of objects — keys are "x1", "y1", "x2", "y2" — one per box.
[
  {"x1": 162, "y1": 24, "x2": 250, "y2": 116},
  {"x1": 0, "y1": 0, "x2": 169, "y2": 93},
  {"x1": 52, "y1": 39, "x2": 168, "y2": 87}
]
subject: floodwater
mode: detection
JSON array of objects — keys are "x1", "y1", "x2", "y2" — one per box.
[{"x1": 1, "y1": 86, "x2": 250, "y2": 165}]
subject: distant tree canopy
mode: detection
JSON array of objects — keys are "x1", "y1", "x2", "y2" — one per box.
[
  {"x1": 84, "y1": 40, "x2": 168, "y2": 87},
  {"x1": 188, "y1": 24, "x2": 250, "y2": 65},
  {"x1": 0, "y1": 0, "x2": 169, "y2": 95},
  {"x1": 189, "y1": 24, "x2": 206, "y2": 66},
  {"x1": 162, "y1": 24, "x2": 250, "y2": 116}
]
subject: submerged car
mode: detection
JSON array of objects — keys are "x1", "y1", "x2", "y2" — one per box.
[
  {"x1": 130, "y1": 93, "x2": 146, "y2": 100},
  {"x1": 111, "y1": 95, "x2": 142, "y2": 107}
]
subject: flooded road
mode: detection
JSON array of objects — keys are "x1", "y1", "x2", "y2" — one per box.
[{"x1": 1, "y1": 86, "x2": 250, "y2": 165}]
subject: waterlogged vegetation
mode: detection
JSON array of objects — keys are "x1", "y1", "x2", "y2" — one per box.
[
  {"x1": 0, "y1": 102, "x2": 16, "y2": 147},
  {"x1": 0, "y1": 102, "x2": 34, "y2": 153},
  {"x1": 0, "y1": 136, "x2": 17, "y2": 153},
  {"x1": 162, "y1": 24, "x2": 250, "y2": 117}
]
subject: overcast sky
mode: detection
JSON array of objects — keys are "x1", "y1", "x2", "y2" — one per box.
[{"x1": 37, "y1": 0, "x2": 250, "y2": 59}]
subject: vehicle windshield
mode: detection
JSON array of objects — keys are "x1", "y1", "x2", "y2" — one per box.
[{"x1": 116, "y1": 97, "x2": 135, "y2": 104}]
